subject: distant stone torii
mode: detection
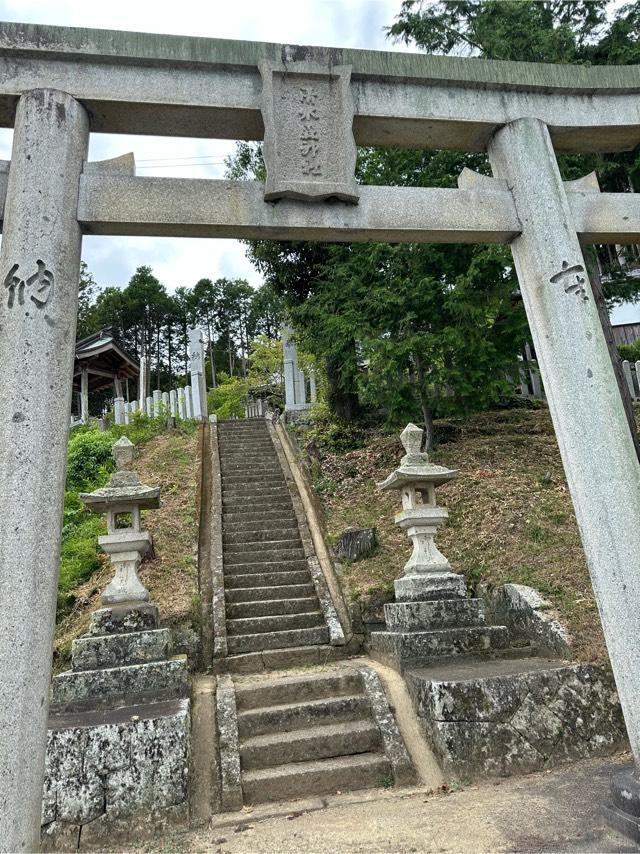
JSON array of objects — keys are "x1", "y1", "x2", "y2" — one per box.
[{"x1": 0, "y1": 22, "x2": 640, "y2": 850}]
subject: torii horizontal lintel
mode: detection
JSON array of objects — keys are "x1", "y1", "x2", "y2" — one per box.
[
  {"x1": 0, "y1": 22, "x2": 639, "y2": 152},
  {"x1": 0, "y1": 170, "x2": 636, "y2": 245}
]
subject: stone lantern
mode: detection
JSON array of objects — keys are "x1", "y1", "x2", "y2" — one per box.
[
  {"x1": 80, "y1": 436, "x2": 160, "y2": 604},
  {"x1": 378, "y1": 422, "x2": 465, "y2": 602}
]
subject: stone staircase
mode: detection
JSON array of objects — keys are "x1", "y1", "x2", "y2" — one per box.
[
  {"x1": 218, "y1": 419, "x2": 331, "y2": 661},
  {"x1": 219, "y1": 667, "x2": 415, "y2": 806}
]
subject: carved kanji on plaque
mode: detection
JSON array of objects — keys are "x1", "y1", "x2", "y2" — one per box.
[
  {"x1": 3, "y1": 260, "x2": 54, "y2": 309},
  {"x1": 259, "y1": 61, "x2": 359, "y2": 203}
]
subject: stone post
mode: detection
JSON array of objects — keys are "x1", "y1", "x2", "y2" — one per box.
[
  {"x1": 296, "y1": 369, "x2": 307, "y2": 405},
  {"x1": 489, "y1": 118, "x2": 640, "y2": 768},
  {"x1": 162, "y1": 391, "x2": 170, "y2": 416},
  {"x1": 282, "y1": 327, "x2": 297, "y2": 410},
  {"x1": 309, "y1": 369, "x2": 317, "y2": 404},
  {"x1": 185, "y1": 385, "x2": 194, "y2": 419},
  {"x1": 138, "y1": 357, "x2": 148, "y2": 412},
  {"x1": 114, "y1": 397, "x2": 125, "y2": 426},
  {"x1": 169, "y1": 388, "x2": 178, "y2": 418},
  {"x1": 146, "y1": 394, "x2": 153, "y2": 417},
  {"x1": 153, "y1": 389, "x2": 162, "y2": 418},
  {"x1": 178, "y1": 387, "x2": 187, "y2": 420},
  {"x1": 80, "y1": 366, "x2": 89, "y2": 424},
  {"x1": 188, "y1": 327, "x2": 208, "y2": 420},
  {"x1": 124, "y1": 402, "x2": 131, "y2": 425},
  {"x1": 0, "y1": 89, "x2": 89, "y2": 852}
]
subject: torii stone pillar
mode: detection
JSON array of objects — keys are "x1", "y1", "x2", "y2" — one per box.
[
  {"x1": 489, "y1": 118, "x2": 640, "y2": 769},
  {"x1": 0, "y1": 90, "x2": 89, "y2": 852},
  {"x1": 188, "y1": 327, "x2": 208, "y2": 420}
]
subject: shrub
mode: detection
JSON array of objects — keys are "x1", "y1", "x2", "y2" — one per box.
[
  {"x1": 618, "y1": 341, "x2": 640, "y2": 363},
  {"x1": 208, "y1": 375, "x2": 249, "y2": 419},
  {"x1": 66, "y1": 430, "x2": 115, "y2": 492}
]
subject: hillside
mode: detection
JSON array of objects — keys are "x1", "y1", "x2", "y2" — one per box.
[{"x1": 305, "y1": 406, "x2": 609, "y2": 664}]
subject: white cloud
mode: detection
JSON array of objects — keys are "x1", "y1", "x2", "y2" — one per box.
[{"x1": 0, "y1": 0, "x2": 410, "y2": 292}]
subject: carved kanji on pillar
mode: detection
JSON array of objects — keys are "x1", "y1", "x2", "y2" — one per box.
[
  {"x1": 3, "y1": 259, "x2": 54, "y2": 309},
  {"x1": 259, "y1": 61, "x2": 359, "y2": 203}
]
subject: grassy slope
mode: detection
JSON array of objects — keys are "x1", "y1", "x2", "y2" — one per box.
[
  {"x1": 54, "y1": 429, "x2": 199, "y2": 670},
  {"x1": 313, "y1": 407, "x2": 608, "y2": 663}
]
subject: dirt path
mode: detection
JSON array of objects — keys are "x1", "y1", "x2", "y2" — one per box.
[{"x1": 114, "y1": 752, "x2": 634, "y2": 853}]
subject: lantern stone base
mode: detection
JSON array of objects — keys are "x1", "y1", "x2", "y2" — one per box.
[
  {"x1": 370, "y1": 623, "x2": 509, "y2": 672},
  {"x1": 44, "y1": 603, "x2": 191, "y2": 844},
  {"x1": 394, "y1": 570, "x2": 467, "y2": 602}
]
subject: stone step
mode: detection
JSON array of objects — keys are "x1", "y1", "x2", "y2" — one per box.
[
  {"x1": 222, "y1": 527, "x2": 299, "y2": 545},
  {"x1": 235, "y1": 670, "x2": 364, "y2": 710},
  {"x1": 226, "y1": 611, "x2": 324, "y2": 636},
  {"x1": 241, "y1": 752, "x2": 391, "y2": 804},
  {"x1": 223, "y1": 516, "x2": 298, "y2": 533},
  {"x1": 51, "y1": 656, "x2": 189, "y2": 711},
  {"x1": 88, "y1": 603, "x2": 159, "y2": 636},
  {"x1": 226, "y1": 644, "x2": 348, "y2": 674},
  {"x1": 225, "y1": 539, "x2": 303, "y2": 554},
  {"x1": 220, "y1": 448, "x2": 275, "y2": 459},
  {"x1": 222, "y1": 485, "x2": 290, "y2": 499},
  {"x1": 383, "y1": 598, "x2": 486, "y2": 632},
  {"x1": 222, "y1": 496, "x2": 292, "y2": 512},
  {"x1": 225, "y1": 583, "x2": 316, "y2": 604},
  {"x1": 227, "y1": 597, "x2": 320, "y2": 620},
  {"x1": 227, "y1": 625, "x2": 329, "y2": 655},
  {"x1": 222, "y1": 501, "x2": 293, "y2": 516},
  {"x1": 370, "y1": 625, "x2": 510, "y2": 671},
  {"x1": 237, "y1": 692, "x2": 370, "y2": 738},
  {"x1": 240, "y1": 720, "x2": 381, "y2": 771},
  {"x1": 224, "y1": 559, "x2": 309, "y2": 577},
  {"x1": 219, "y1": 453, "x2": 277, "y2": 463},
  {"x1": 71, "y1": 628, "x2": 172, "y2": 671},
  {"x1": 225, "y1": 547, "x2": 306, "y2": 565},
  {"x1": 224, "y1": 570, "x2": 312, "y2": 589},
  {"x1": 222, "y1": 474, "x2": 286, "y2": 486}
]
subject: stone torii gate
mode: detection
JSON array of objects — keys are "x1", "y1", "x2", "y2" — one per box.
[{"x1": 1, "y1": 22, "x2": 640, "y2": 850}]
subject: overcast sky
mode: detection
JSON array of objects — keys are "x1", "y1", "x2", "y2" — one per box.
[{"x1": 0, "y1": 0, "x2": 410, "y2": 294}]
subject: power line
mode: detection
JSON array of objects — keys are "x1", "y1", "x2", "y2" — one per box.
[
  {"x1": 136, "y1": 162, "x2": 227, "y2": 170},
  {"x1": 136, "y1": 154, "x2": 229, "y2": 163}
]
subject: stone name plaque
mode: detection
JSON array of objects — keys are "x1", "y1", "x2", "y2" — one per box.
[{"x1": 260, "y1": 61, "x2": 359, "y2": 203}]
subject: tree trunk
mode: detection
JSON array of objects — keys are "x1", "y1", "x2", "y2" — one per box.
[
  {"x1": 412, "y1": 353, "x2": 435, "y2": 452},
  {"x1": 583, "y1": 241, "x2": 640, "y2": 463},
  {"x1": 325, "y1": 347, "x2": 360, "y2": 421}
]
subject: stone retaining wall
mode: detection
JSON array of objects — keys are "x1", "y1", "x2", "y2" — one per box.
[{"x1": 41, "y1": 699, "x2": 190, "y2": 850}]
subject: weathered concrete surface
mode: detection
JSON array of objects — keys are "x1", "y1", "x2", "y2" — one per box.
[
  {"x1": 358, "y1": 665, "x2": 416, "y2": 786},
  {"x1": 216, "y1": 675, "x2": 243, "y2": 812},
  {"x1": 0, "y1": 88, "x2": 89, "y2": 853},
  {"x1": 489, "y1": 118, "x2": 640, "y2": 766},
  {"x1": 41, "y1": 699, "x2": 190, "y2": 848},
  {"x1": 1, "y1": 23, "x2": 640, "y2": 152},
  {"x1": 123, "y1": 754, "x2": 635, "y2": 853},
  {"x1": 405, "y1": 658, "x2": 626, "y2": 780}
]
